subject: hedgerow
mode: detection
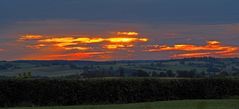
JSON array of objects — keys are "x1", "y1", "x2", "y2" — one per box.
[{"x1": 0, "y1": 78, "x2": 238, "y2": 107}]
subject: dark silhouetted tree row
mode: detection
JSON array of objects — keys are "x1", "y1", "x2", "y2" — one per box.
[{"x1": 0, "y1": 78, "x2": 239, "y2": 107}]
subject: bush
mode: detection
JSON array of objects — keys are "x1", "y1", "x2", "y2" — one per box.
[{"x1": 0, "y1": 78, "x2": 238, "y2": 107}]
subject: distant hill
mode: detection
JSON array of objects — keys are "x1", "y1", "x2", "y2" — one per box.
[{"x1": 0, "y1": 57, "x2": 239, "y2": 78}]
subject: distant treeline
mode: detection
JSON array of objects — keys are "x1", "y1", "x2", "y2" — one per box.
[
  {"x1": 0, "y1": 78, "x2": 239, "y2": 107},
  {"x1": 1, "y1": 57, "x2": 239, "y2": 77}
]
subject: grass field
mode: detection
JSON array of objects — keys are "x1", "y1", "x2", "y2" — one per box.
[{"x1": 2, "y1": 99, "x2": 239, "y2": 109}]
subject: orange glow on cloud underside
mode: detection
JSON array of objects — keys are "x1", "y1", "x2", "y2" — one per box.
[
  {"x1": 19, "y1": 32, "x2": 239, "y2": 60},
  {"x1": 147, "y1": 41, "x2": 239, "y2": 58},
  {"x1": 19, "y1": 35, "x2": 43, "y2": 40},
  {"x1": 19, "y1": 32, "x2": 148, "y2": 60},
  {"x1": 117, "y1": 32, "x2": 139, "y2": 36},
  {"x1": 107, "y1": 37, "x2": 147, "y2": 43},
  {"x1": 38, "y1": 37, "x2": 147, "y2": 44},
  {"x1": 21, "y1": 32, "x2": 148, "y2": 51},
  {"x1": 104, "y1": 44, "x2": 134, "y2": 50},
  {"x1": 39, "y1": 37, "x2": 105, "y2": 44}
]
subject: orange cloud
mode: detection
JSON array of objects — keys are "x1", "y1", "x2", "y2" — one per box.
[
  {"x1": 39, "y1": 37, "x2": 105, "y2": 44},
  {"x1": 147, "y1": 40, "x2": 239, "y2": 58},
  {"x1": 19, "y1": 35, "x2": 43, "y2": 41},
  {"x1": 39, "y1": 37, "x2": 147, "y2": 44},
  {"x1": 117, "y1": 32, "x2": 139, "y2": 36},
  {"x1": 104, "y1": 44, "x2": 134, "y2": 50},
  {"x1": 18, "y1": 32, "x2": 148, "y2": 60},
  {"x1": 21, "y1": 32, "x2": 148, "y2": 51},
  {"x1": 64, "y1": 47, "x2": 91, "y2": 51},
  {"x1": 27, "y1": 44, "x2": 46, "y2": 49},
  {"x1": 0, "y1": 48, "x2": 4, "y2": 52},
  {"x1": 107, "y1": 37, "x2": 147, "y2": 43}
]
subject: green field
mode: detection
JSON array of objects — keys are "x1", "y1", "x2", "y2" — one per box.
[{"x1": 2, "y1": 99, "x2": 239, "y2": 109}]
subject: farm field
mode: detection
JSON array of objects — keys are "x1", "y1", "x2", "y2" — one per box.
[
  {"x1": 1, "y1": 58, "x2": 239, "y2": 78},
  {"x1": 3, "y1": 99, "x2": 239, "y2": 109}
]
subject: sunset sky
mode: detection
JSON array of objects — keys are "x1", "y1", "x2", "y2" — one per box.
[{"x1": 0, "y1": 0, "x2": 239, "y2": 60}]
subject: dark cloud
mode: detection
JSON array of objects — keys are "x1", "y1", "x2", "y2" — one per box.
[{"x1": 0, "y1": 0, "x2": 239, "y2": 24}]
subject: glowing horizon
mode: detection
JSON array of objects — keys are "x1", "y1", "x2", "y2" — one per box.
[
  {"x1": 14, "y1": 32, "x2": 150, "y2": 60},
  {"x1": 4, "y1": 31, "x2": 235, "y2": 60}
]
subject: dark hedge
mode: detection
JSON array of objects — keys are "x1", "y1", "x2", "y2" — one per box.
[{"x1": 0, "y1": 78, "x2": 238, "y2": 107}]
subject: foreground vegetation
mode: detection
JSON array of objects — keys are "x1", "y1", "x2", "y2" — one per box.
[
  {"x1": 0, "y1": 78, "x2": 239, "y2": 107},
  {"x1": 3, "y1": 99, "x2": 239, "y2": 109}
]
